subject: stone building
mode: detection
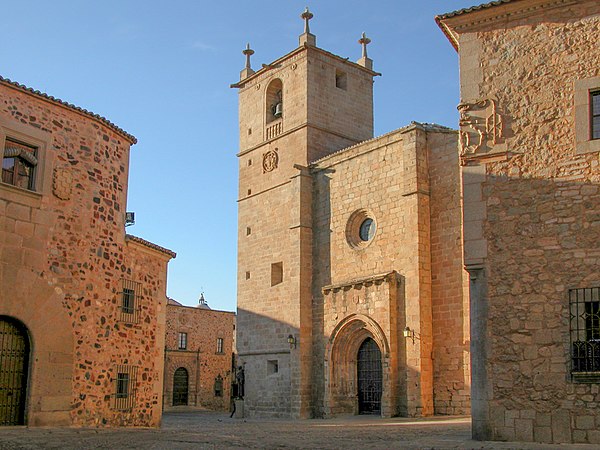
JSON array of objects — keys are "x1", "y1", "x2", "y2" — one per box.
[
  {"x1": 234, "y1": 11, "x2": 470, "y2": 419},
  {"x1": 0, "y1": 76, "x2": 175, "y2": 427},
  {"x1": 163, "y1": 296, "x2": 235, "y2": 411},
  {"x1": 437, "y1": 0, "x2": 600, "y2": 445}
]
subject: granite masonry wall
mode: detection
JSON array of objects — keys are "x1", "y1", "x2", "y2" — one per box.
[
  {"x1": 0, "y1": 80, "x2": 174, "y2": 427},
  {"x1": 439, "y1": 0, "x2": 600, "y2": 444}
]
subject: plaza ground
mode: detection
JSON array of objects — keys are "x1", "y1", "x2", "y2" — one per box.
[{"x1": 0, "y1": 411, "x2": 599, "y2": 449}]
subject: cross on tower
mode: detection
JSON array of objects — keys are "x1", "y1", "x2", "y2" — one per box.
[{"x1": 358, "y1": 32, "x2": 371, "y2": 59}]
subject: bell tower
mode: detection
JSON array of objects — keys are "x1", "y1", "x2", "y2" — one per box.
[{"x1": 233, "y1": 8, "x2": 378, "y2": 418}]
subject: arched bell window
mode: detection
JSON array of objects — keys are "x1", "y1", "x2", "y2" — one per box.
[{"x1": 266, "y1": 79, "x2": 283, "y2": 124}]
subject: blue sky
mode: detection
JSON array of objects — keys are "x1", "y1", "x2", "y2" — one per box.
[{"x1": 0, "y1": 1, "x2": 477, "y2": 311}]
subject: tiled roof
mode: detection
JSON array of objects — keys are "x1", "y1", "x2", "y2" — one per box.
[
  {"x1": 0, "y1": 75, "x2": 137, "y2": 144},
  {"x1": 436, "y1": 0, "x2": 516, "y2": 20},
  {"x1": 125, "y1": 234, "x2": 176, "y2": 258}
]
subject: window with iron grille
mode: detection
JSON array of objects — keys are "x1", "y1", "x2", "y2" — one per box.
[
  {"x1": 592, "y1": 91, "x2": 600, "y2": 140},
  {"x1": 112, "y1": 365, "x2": 137, "y2": 410},
  {"x1": 119, "y1": 279, "x2": 141, "y2": 324},
  {"x1": 569, "y1": 287, "x2": 600, "y2": 382},
  {"x1": 2, "y1": 139, "x2": 38, "y2": 191},
  {"x1": 214, "y1": 375, "x2": 223, "y2": 397},
  {"x1": 216, "y1": 337, "x2": 224, "y2": 354},
  {"x1": 178, "y1": 332, "x2": 187, "y2": 350}
]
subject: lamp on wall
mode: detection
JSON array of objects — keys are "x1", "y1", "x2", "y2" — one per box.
[
  {"x1": 287, "y1": 334, "x2": 297, "y2": 349},
  {"x1": 403, "y1": 326, "x2": 420, "y2": 344}
]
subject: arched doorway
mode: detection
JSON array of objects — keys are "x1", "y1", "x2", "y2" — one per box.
[
  {"x1": 0, "y1": 316, "x2": 30, "y2": 426},
  {"x1": 357, "y1": 337, "x2": 382, "y2": 415},
  {"x1": 172, "y1": 367, "x2": 189, "y2": 406}
]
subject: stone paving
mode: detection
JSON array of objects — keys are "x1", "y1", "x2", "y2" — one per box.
[{"x1": 0, "y1": 411, "x2": 598, "y2": 449}]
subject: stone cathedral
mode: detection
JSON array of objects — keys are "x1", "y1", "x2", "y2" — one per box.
[{"x1": 233, "y1": 10, "x2": 469, "y2": 419}]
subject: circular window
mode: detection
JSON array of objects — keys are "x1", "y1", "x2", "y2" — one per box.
[
  {"x1": 346, "y1": 209, "x2": 377, "y2": 249},
  {"x1": 359, "y1": 218, "x2": 376, "y2": 241}
]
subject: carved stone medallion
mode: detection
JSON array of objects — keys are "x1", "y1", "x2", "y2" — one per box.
[
  {"x1": 263, "y1": 149, "x2": 279, "y2": 173},
  {"x1": 52, "y1": 167, "x2": 73, "y2": 200}
]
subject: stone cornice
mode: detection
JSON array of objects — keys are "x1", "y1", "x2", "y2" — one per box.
[
  {"x1": 231, "y1": 43, "x2": 380, "y2": 90},
  {"x1": 322, "y1": 271, "x2": 402, "y2": 295},
  {"x1": 436, "y1": 0, "x2": 579, "y2": 51}
]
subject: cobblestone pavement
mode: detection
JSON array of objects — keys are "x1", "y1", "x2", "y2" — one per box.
[{"x1": 0, "y1": 411, "x2": 598, "y2": 449}]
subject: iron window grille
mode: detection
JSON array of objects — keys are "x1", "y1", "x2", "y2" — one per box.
[
  {"x1": 214, "y1": 375, "x2": 223, "y2": 397},
  {"x1": 216, "y1": 337, "x2": 224, "y2": 354},
  {"x1": 591, "y1": 90, "x2": 600, "y2": 140},
  {"x1": 112, "y1": 365, "x2": 137, "y2": 410},
  {"x1": 119, "y1": 279, "x2": 141, "y2": 324},
  {"x1": 178, "y1": 332, "x2": 187, "y2": 350},
  {"x1": 569, "y1": 287, "x2": 600, "y2": 382}
]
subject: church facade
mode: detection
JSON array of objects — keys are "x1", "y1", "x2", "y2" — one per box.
[{"x1": 234, "y1": 13, "x2": 469, "y2": 419}]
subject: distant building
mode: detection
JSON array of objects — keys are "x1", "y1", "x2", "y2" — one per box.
[
  {"x1": 163, "y1": 295, "x2": 235, "y2": 411},
  {"x1": 0, "y1": 76, "x2": 175, "y2": 426}
]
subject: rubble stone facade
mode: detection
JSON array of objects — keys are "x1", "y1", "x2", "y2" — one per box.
[
  {"x1": 235, "y1": 24, "x2": 469, "y2": 418},
  {"x1": 163, "y1": 299, "x2": 235, "y2": 411},
  {"x1": 438, "y1": 0, "x2": 600, "y2": 444},
  {"x1": 0, "y1": 78, "x2": 175, "y2": 427}
]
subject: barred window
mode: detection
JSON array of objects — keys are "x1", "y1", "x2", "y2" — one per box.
[
  {"x1": 592, "y1": 91, "x2": 600, "y2": 140},
  {"x1": 112, "y1": 365, "x2": 137, "y2": 410},
  {"x1": 214, "y1": 375, "x2": 223, "y2": 397},
  {"x1": 119, "y1": 279, "x2": 141, "y2": 324},
  {"x1": 216, "y1": 337, "x2": 224, "y2": 354},
  {"x1": 178, "y1": 332, "x2": 187, "y2": 350},
  {"x1": 569, "y1": 287, "x2": 600, "y2": 381}
]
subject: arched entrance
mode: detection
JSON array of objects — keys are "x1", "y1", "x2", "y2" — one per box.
[
  {"x1": 172, "y1": 367, "x2": 189, "y2": 406},
  {"x1": 326, "y1": 314, "x2": 390, "y2": 417},
  {"x1": 357, "y1": 337, "x2": 382, "y2": 414},
  {"x1": 0, "y1": 316, "x2": 30, "y2": 426}
]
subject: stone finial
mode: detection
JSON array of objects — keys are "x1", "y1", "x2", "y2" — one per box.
[
  {"x1": 240, "y1": 43, "x2": 255, "y2": 80},
  {"x1": 301, "y1": 7, "x2": 313, "y2": 34},
  {"x1": 357, "y1": 32, "x2": 373, "y2": 70},
  {"x1": 299, "y1": 7, "x2": 316, "y2": 47}
]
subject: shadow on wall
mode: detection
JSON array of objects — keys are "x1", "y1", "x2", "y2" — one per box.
[{"x1": 465, "y1": 170, "x2": 600, "y2": 442}]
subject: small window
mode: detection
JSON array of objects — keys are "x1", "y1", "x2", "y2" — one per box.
[
  {"x1": 574, "y1": 78, "x2": 600, "y2": 154},
  {"x1": 335, "y1": 70, "x2": 347, "y2": 90},
  {"x1": 245, "y1": 271, "x2": 250, "y2": 280},
  {"x1": 246, "y1": 227, "x2": 251, "y2": 236},
  {"x1": 178, "y1": 332, "x2": 187, "y2": 350},
  {"x1": 271, "y1": 262, "x2": 283, "y2": 286},
  {"x1": 2, "y1": 139, "x2": 38, "y2": 191},
  {"x1": 120, "y1": 279, "x2": 141, "y2": 324},
  {"x1": 113, "y1": 365, "x2": 137, "y2": 410},
  {"x1": 591, "y1": 91, "x2": 600, "y2": 140},
  {"x1": 214, "y1": 375, "x2": 223, "y2": 397},
  {"x1": 216, "y1": 337, "x2": 224, "y2": 354},
  {"x1": 267, "y1": 360, "x2": 279, "y2": 375},
  {"x1": 570, "y1": 287, "x2": 600, "y2": 382}
]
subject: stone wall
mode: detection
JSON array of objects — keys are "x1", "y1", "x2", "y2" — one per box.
[
  {"x1": 311, "y1": 124, "x2": 468, "y2": 417},
  {"x1": 439, "y1": 0, "x2": 600, "y2": 444},
  {"x1": 0, "y1": 80, "x2": 173, "y2": 427},
  {"x1": 236, "y1": 41, "x2": 377, "y2": 419},
  {"x1": 163, "y1": 303, "x2": 235, "y2": 411}
]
